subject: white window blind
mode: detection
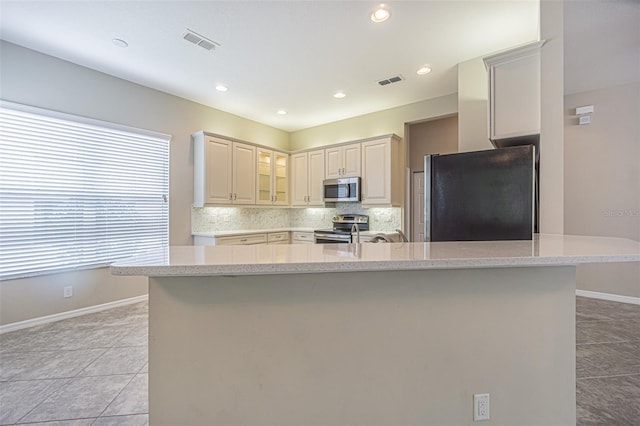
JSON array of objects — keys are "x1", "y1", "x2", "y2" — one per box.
[{"x1": 0, "y1": 101, "x2": 170, "y2": 280}]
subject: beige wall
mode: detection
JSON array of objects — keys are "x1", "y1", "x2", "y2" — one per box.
[
  {"x1": 288, "y1": 94, "x2": 457, "y2": 151},
  {"x1": 457, "y1": 57, "x2": 492, "y2": 152},
  {"x1": 564, "y1": 82, "x2": 640, "y2": 297},
  {"x1": 539, "y1": 0, "x2": 565, "y2": 234},
  {"x1": 0, "y1": 41, "x2": 289, "y2": 326},
  {"x1": 408, "y1": 116, "x2": 459, "y2": 172},
  {"x1": 0, "y1": 270, "x2": 147, "y2": 325}
]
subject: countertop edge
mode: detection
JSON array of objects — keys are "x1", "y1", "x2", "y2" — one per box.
[{"x1": 110, "y1": 254, "x2": 640, "y2": 277}]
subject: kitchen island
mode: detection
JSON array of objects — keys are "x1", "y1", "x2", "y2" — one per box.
[{"x1": 112, "y1": 235, "x2": 640, "y2": 425}]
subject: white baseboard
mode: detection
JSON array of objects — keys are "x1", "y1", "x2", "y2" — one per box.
[
  {"x1": 576, "y1": 289, "x2": 640, "y2": 306},
  {"x1": 0, "y1": 294, "x2": 148, "y2": 334}
]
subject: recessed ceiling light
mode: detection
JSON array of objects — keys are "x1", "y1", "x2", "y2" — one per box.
[
  {"x1": 333, "y1": 91, "x2": 346, "y2": 99},
  {"x1": 277, "y1": 110, "x2": 287, "y2": 115},
  {"x1": 215, "y1": 84, "x2": 228, "y2": 92},
  {"x1": 417, "y1": 66, "x2": 432, "y2": 75},
  {"x1": 112, "y1": 38, "x2": 128, "y2": 48},
  {"x1": 371, "y1": 5, "x2": 390, "y2": 23}
]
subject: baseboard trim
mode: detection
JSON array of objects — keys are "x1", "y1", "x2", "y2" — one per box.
[
  {"x1": 576, "y1": 289, "x2": 640, "y2": 306},
  {"x1": 0, "y1": 294, "x2": 148, "y2": 334}
]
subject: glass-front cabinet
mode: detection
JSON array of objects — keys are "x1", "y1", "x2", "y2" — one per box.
[{"x1": 256, "y1": 148, "x2": 288, "y2": 205}]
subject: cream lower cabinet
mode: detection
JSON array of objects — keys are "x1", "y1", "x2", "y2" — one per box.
[
  {"x1": 267, "y1": 232, "x2": 290, "y2": 244},
  {"x1": 194, "y1": 234, "x2": 267, "y2": 246},
  {"x1": 193, "y1": 132, "x2": 256, "y2": 206},
  {"x1": 361, "y1": 135, "x2": 403, "y2": 207},
  {"x1": 194, "y1": 232, "x2": 289, "y2": 246},
  {"x1": 291, "y1": 149, "x2": 325, "y2": 206},
  {"x1": 256, "y1": 148, "x2": 288, "y2": 206},
  {"x1": 292, "y1": 231, "x2": 314, "y2": 244},
  {"x1": 325, "y1": 143, "x2": 361, "y2": 179}
]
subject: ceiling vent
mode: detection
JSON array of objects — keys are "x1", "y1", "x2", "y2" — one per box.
[
  {"x1": 183, "y1": 29, "x2": 220, "y2": 51},
  {"x1": 377, "y1": 75, "x2": 404, "y2": 86}
]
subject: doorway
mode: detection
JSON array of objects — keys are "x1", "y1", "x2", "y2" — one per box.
[{"x1": 406, "y1": 115, "x2": 459, "y2": 241}]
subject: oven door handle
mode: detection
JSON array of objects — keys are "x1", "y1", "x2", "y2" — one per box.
[
  {"x1": 314, "y1": 232, "x2": 348, "y2": 239},
  {"x1": 314, "y1": 232, "x2": 352, "y2": 242}
]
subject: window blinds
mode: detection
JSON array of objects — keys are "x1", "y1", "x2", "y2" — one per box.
[{"x1": 0, "y1": 101, "x2": 170, "y2": 280}]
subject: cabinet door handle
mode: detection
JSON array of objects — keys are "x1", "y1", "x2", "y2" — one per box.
[
  {"x1": 229, "y1": 193, "x2": 233, "y2": 200},
  {"x1": 233, "y1": 193, "x2": 237, "y2": 200}
]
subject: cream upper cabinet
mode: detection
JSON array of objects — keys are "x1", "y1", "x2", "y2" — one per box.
[
  {"x1": 484, "y1": 41, "x2": 545, "y2": 141},
  {"x1": 325, "y1": 143, "x2": 361, "y2": 179},
  {"x1": 361, "y1": 135, "x2": 403, "y2": 207},
  {"x1": 193, "y1": 132, "x2": 255, "y2": 206},
  {"x1": 291, "y1": 149, "x2": 325, "y2": 206},
  {"x1": 232, "y1": 142, "x2": 257, "y2": 204},
  {"x1": 307, "y1": 150, "x2": 325, "y2": 204},
  {"x1": 256, "y1": 148, "x2": 288, "y2": 206}
]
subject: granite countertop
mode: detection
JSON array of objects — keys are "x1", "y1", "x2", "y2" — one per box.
[{"x1": 111, "y1": 234, "x2": 640, "y2": 277}]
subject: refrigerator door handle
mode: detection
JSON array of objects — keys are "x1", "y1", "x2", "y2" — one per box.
[{"x1": 424, "y1": 154, "x2": 433, "y2": 243}]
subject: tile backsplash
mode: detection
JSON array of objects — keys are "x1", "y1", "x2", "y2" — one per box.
[{"x1": 192, "y1": 204, "x2": 402, "y2": 233}]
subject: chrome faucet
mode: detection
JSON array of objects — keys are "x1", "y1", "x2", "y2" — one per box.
[{"x1": 351, "y1": 223, "x2": 360, "y2": 244}]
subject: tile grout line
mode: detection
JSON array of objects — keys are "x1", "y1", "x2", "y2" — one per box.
[
  {"x1": 577, "y1": 339, "x2": 640, "y2": 346},
  {"x1": 93, "y1": 322, "x2": 147, "y2": 422},
  {"x1": 93, "y1": 373, "x2": 139, "y2": 422},
  {"x1": 10, "y1": 321, "x2": 120, "y2": 424},
  {"x1": 577, "y1": 372, "x2": 640, "y2": 381},
  {"x1": 13, "y1": 377, "x2": 73, "y2": 425},
  {"x1": 13, "y1": 345, "x2": 109, "y2": 423}
]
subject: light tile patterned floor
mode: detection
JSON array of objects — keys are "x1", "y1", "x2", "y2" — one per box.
[
  {"x1": 1, "y1": 297, "x2": 639, "y2": 425},
  {"x1": 576, "y1": 296, "x2": 640, "y2": 425},
  {"x1": 0, "y1": 302, "x2": 148, "y2": 425}
]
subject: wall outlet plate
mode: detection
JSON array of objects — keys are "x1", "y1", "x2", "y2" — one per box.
[
  {"x1": 474, "y1": 393, "x2": 490, "y2": 421},
  {"x1": 63, "y1": 286, "x2": 73, "y2": 298}
]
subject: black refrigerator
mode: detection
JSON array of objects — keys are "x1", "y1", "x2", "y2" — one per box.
[{"x1": 424, "y1": 145, "x2": 536, "y2": 242}]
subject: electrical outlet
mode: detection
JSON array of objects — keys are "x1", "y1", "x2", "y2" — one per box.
[
  {"x1": 63, "y1": 286, "x2": 73, "y2": 298},
  {"x1": 474, "y1": 393, "x2": 490, "y2": 421}
]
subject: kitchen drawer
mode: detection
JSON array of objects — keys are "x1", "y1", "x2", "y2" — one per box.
[
  {"x1": 268, "y1": 232, "x2": 290, "y2": 244},
  {"x1": 292, "y1": 231, "x2": 314, "y2": 244},
  {"x1": 215, "y1": 233, "x2": 267, "y2": 245}
]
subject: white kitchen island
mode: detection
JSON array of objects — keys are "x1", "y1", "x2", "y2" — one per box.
[{"x1": 111, "y1": 235, "x2": 640, "y2": 426}]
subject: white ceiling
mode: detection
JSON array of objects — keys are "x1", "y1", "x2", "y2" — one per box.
[{"x1": 0, "y1": 1, "x2": 540, "y2": 132}]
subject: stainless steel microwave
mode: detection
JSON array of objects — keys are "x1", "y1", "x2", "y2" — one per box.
[{"x1": 323, "y1": 177, "x2": 360, "y2": 202}]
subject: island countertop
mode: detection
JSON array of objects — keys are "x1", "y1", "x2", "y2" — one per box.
[{"x1": 111, "y1": 234, "x2": 640, "y2": 277}]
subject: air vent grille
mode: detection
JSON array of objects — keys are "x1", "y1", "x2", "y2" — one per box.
[
  {"x1": 377, "y1": 75, "x2": 404, "y2": 86},
  {"x1": 183, "y1": 29, "x2": 220, "y2": 51}
]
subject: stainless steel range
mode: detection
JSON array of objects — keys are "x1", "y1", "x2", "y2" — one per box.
[{"x1": 314, "y1": 214, "x2": 369, "y2": 243}]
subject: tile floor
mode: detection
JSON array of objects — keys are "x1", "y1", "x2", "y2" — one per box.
[
  {"x1": 576, "y1": 296, "x2": 640, "y2": 425},
  {"x1": 0, "y1": 302, "x2": 148, "y2": 425},
  {"x1": 1, "y1": 296, "x2": 639, "y2": 425}
]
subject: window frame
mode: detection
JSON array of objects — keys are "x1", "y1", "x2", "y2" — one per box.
[{"x1": 0, "y1": 100, "x2": 171, "y2": 280}]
